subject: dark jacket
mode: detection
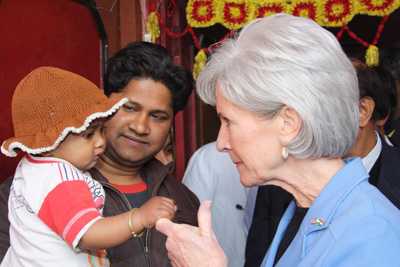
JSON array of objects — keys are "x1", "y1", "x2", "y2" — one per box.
[
  {"x1": 244, "y1": 185, "x2": 292, "y2": 267},
  {"x1": 0, "y1": 158, "x2": 200, "y2": 267},
  {"x1": 388, "y1": 118, "x2": 400, "y2": 147},
  {"x1": 369, "y1": 138, "x2": 400, "y2": 208},
  {"x1": 0, "y1": 176, "x2": 12, "y2": 260},
  {"x1": 244, "y1": 139, "x2": 400, "y2": 267}
]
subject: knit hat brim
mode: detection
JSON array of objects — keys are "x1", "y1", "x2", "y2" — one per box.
[{"x1": 1, "y1": 96, "x2": 128, "y2": 157}]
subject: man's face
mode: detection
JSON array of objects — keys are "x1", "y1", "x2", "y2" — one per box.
[{"x1": 103, "y1": 79, "x2": 173, "y2": 166}]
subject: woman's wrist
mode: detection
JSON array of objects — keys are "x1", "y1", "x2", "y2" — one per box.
[{"x1": 211, "y1": 248, "x2": 228, "y2": 267}]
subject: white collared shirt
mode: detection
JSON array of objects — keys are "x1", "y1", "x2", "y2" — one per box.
[
  {"x1": 183, "y1": 142, "x2": 251, "y2": 267},
  {"x1": 361, "y1": 132, "x2": 382, "y2": 173}
]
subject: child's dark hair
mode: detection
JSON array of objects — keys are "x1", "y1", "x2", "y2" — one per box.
[{"x1": 104, "y1": 42, "x2": 194, "y2": 113}]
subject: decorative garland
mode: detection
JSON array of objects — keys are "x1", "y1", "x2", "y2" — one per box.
[
  {"x1": 146, "y1": 1, "x2": 399, "y2": 76},
  {"x1": 146, "y1": 12, "x2": 160, "y2": 43},
  {"x1": 186, "y1": 0, "x2": 399, "y2": 28}
]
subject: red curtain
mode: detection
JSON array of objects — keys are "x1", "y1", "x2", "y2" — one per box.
[
  {"x1": 0, "y1": 0, "x2": 102, "y2": 180},
  {"x1": 155, "y1": 1, "x2": 198, "y2": 180}
]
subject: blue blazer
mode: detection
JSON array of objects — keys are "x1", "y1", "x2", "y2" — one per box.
[{"x1": 262, "y1": 158, "x2": 400, "y2": 267}]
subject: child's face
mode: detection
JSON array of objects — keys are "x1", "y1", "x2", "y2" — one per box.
[{"x1": 50, "y1": 123, "x2": 106, "y2": 171}]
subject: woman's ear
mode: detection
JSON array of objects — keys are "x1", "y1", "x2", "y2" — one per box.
[
  {"x1": 278, "y1": 106, "x2": 302, "y2": 145},
  {"x1": 359, "y1": 97, "x2": 375, "y2": 128}
]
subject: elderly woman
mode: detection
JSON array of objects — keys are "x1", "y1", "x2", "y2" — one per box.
[{"x1": 156, "y1": 14, "x2": 400, "y2": 267}]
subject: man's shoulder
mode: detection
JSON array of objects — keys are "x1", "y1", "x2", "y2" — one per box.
[
  {"x1": 376, "y1": 142, "x2": 400, "y2": 207},
  {"x1": 381, "y1": 141, "x2": 400, "y2": 163},
  {"x1": 192, "y1": 142, "x2": 229, "y2": 162},
  {"x1": 186, "y1": 142, "x2": 236, "y2": 177}
]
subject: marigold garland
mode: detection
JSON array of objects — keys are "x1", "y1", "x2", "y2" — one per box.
[
  {"x1": 146, "y1": 12, "x2": 160, "y2": 43},
  {"x1": 318, "y1": 0, "x2": 356, "y2": 26},
  {"x1": 366, "y1": 45, "x2": 379, "y2": 66},
  {"x1": 148, "y1": 0, "x2": 397, "y2": 76},
  {"x1": 216, "y1": 0, "x2": 257, "y2": 29},
  {"x1": 289, "y1": 0, "x2": 319, "y2": 21},
  {"x1": 186, "y1": 0, "x2": 218, "y2": 28},
  {"x1": 358, "y1": 0, "x2": 398, "y2": 15},
  {"x1": 193, "y1": 49, "x2": 208, "y2": 79},
  {"x1": 186, "y1": 0, "x2": 400, "y2": 28},
  {"x1": 256, "y1": 0, "x2": 288, "y2": 17}
]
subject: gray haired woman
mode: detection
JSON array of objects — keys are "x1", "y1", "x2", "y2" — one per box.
[{"x1": 157, "y1": 14, "x2": 400, "y2": 267}]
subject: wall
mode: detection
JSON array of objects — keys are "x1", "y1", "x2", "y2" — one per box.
[{"x1": 0, "y1": 0, "x2": 102, "y2": 179}]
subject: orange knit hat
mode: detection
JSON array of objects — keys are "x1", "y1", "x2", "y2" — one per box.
[{"x1": 1, "y1": 66, "x2": 128, "y2": 157}]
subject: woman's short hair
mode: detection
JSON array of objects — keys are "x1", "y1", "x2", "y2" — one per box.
[{"x1": 197, "y1": 14, "x2": 359, "y2": 159}]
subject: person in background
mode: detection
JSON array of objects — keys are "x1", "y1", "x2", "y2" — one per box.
[
  {"x1": 182, "y1": 142, "x2": 257, "y2": 267},
  {"x1": 381, "y1": 48, "x2": 400, "y2": 146},
  {"x1": 156, "y1": 14, "x2": 400, "y2": 267},
  {"x1": 155, "y1": 130, "x2": 175, "y2": 170},
  {"x1": 348, "y1": 60, "x2": 400, "y2": 206},
  {"x1": 0, "y1": 42, "x2": 200, "y2": 267}
]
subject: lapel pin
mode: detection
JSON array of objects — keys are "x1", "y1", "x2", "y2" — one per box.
[{"x1": 311, "y1": 218, "x2": 325, "y2": 226}]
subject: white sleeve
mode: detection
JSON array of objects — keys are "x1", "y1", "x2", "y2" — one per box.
[{"x1": 182, "y1": 143, "x2": 218, "y2": 202}]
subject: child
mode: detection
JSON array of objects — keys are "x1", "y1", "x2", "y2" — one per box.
[{"x1": 0, "y1": 67, "x2": 177, "y2": 267}]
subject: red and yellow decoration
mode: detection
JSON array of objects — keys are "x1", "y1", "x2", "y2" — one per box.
[
  {"x1": 256, "y1": 0, "x2": 288, "y2": 17},
  {"x1": 186, "y1": 0, "x2": 218, "y2": 27},
  {"x1": 358, "y1": 0, "x2": 399, "y2": 16},
  {"x1": 319, "y1": 0, "x2": 355, "y2": 26},
  {"x1": 186, "y1": 0, "x2": 400, "y2": 28},
  {"x1": 146, "y1": 0, "x2": 399, "y2": 73},
  {"x1": 146, "y1": 11, "x2": 160, "y2": 43},
  {"x1": 289, "y1": 0, "x2": 319, "y2": 21},
  {"x1": 218, "y1": 0, "x2": 257, "y2": 29},
  {"x1": 193, "y1": 49, "x2": 208, "y2": 79}
]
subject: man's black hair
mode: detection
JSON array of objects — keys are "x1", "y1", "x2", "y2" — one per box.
[
  {"x1": 104, "y1": 42, "x2": 194, "y2": 113},
  {"x1": 355, "y1": 63, "x2": 397, "y2": 125},
  {"x1": 381, "y1": 48, "x2": 400, "y2": 81}
]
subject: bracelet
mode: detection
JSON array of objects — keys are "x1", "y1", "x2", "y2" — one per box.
[{"x1": 128, "y1": 208, "x2": 144, "y2": 238}]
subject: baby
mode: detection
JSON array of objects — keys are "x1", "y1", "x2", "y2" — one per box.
[{"x1": 1, "y1": 67, "x2": 176, "y2": 266}]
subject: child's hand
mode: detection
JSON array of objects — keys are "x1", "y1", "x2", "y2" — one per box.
[{"x1": 135, "y1": 196, "x2": 177, "y2": 229}]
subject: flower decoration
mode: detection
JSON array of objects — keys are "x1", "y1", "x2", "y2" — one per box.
[
  {"x1": 151, "y1": 0, "x2": 398, "y2": 78},
  {"x1": 146, "y1": 12, "x2": 160, "y2": 43},
  {"x1": 358, "y1": 0, "x2": 399, "y2": 16},
  {"x1": 289, "y1": 0, "x2": 319, "y2": 21},
  {"x1": 319, "y1": 0, "x2": 355, "y2": 27},
  {"x1": 186, "y1": 0, "x2": 218, "y2": 27},
  {"x1": 256, "y1": 0, "x2": 288, "y2": 17},
  {"x1": 193, "y1": 49, "x2": 208, "y2": 79},
  {"x1": 186, "y1": 0, "x2": 400, "y2": 29},
  {"x1": 366, "y1": 45, "x2": 379, "y2": 66},
  {"x1": 217, "y1": 0, "x2": 257, "y2": 29}
]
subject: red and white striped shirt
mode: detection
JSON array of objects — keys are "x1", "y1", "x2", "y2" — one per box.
[{"x1": 2, "y1": 155, "x2": 109, "y2": 267}]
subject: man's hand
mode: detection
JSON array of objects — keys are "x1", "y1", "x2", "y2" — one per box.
[{"x1": 156, "y1": 201, "x2": 227, "y2": 267}]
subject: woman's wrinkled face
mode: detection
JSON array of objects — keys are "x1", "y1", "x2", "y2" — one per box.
[{"x1": 215, "y1": 85, "x2": 284, "y2": 187}]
